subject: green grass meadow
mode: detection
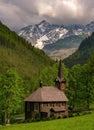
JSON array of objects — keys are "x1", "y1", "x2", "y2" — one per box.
[{"x1": 0, "y1": 113, "x2": 94, "y2": 130}]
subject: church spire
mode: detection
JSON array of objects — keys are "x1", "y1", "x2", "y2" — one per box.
[
  {"x1": 55, "y1": 58, "x2": 66, "y2": 92},
  {"x1": 58, "y1": 58, "x2": 63, "y2": 79}
]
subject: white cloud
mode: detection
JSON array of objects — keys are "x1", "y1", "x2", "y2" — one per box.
[{"x1": 0, "y1": 0, "x2": 94, "y2": 30}]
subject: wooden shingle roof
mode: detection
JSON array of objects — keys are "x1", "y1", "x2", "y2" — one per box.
[{"x1": 25, "y1": 86, "x2": 68, "y2": 102}]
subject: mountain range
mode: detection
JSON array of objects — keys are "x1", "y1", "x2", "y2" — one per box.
[{"x1": 18, "y1": 20, "x2": 94, "y2": 59}]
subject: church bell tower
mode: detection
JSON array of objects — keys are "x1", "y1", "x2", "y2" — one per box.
[{"x1": 55, "y1": 58, "x2": 66, "y2": 92}]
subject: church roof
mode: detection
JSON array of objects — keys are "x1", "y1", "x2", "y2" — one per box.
[{"x1": 25, "y1": 86, "x2": 68, "y2": 102}]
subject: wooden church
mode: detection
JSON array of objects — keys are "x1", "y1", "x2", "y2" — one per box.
[{"x1": 24, "y1": 59, "x2": 68, "y2": 120}]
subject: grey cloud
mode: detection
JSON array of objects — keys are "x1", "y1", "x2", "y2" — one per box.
[{"x1": 0, "y1": 0, "x2": 94, "y2": 30}]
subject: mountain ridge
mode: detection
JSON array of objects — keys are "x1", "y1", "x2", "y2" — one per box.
[
  {"x1": 18, "y1": 20, "x2": 94, "y2": 59},
  {"x1": 18, "y1": 20, "x2": 93, "y2": 49}
]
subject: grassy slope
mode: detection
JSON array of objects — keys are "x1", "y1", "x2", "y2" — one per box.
[{"x1": 0, "y1": 113, "x2": 94, "y2": 130}]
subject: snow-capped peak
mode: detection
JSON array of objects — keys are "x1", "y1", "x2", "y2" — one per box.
[{"x1": 18, "y1": 20, "x2": 94, "y2": 49}]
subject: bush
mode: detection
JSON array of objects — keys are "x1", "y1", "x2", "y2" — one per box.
[
  {"x1": 10, "y1": 116, "x2": 16, "y2": 124},
  {"x1": 34, "y1": 112, "x2": 41, "y2": 121},
  {"x1": 50, "y1": 113, "x2": 56, "y2": 120}
]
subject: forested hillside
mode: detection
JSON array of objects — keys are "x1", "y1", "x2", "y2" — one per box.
[
  {"x1": 0, "y1": 22, "x2": 94, "y2": 125},
  {"x1": 63, "y1": 32, "x2": 94, "y2": 67},
  {"x1": 0, "y1": 21, "x2": 53, "y2": 92},
  {"x1": 0, "y1": 22, "x2": 54, "y2": 124}
]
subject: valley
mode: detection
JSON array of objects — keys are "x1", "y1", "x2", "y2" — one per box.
[
  {"x1": 0, "y1": 0, "x2": 94, "y2": 128},
  {"x1": 18, "y1": 20, "x2": 94, "y2": 59},
  {"x1": 44, "y1": 48, "x2": 77, "y2": 60}
]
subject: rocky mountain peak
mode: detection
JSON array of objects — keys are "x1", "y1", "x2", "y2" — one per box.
[{"x1": 18, "y1": 20, "x2": 94, "y2": 57}]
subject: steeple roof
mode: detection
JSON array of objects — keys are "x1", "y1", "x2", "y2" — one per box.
[{"x1": 58, "y1": 58, "x2": 63, "y2": 79}]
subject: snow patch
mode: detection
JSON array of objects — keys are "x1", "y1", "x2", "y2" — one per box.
[
  {"x1": 35, "y1": 41, "x2": 44, "y2": 49},
  {"x1": 35, "y1": 35, "x2": 49, "y2": 49},
  {"x1": 30, "y1": 32, "x2": 32, "y2": 37},
  {"x1": 18, "y1": 30, "x2": 25, "y2": 36}
]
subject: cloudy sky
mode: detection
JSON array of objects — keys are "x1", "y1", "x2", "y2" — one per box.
[{"x1": 0, "y1": 0, "x2": 94, "y2": 30}]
